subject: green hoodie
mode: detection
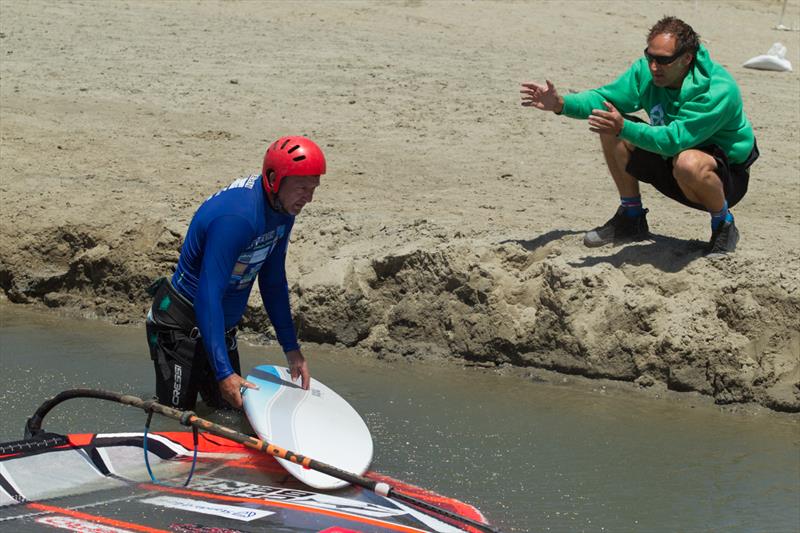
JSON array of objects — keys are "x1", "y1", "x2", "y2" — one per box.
[{"x1": 561, "y1": 45, "x2": 754, "y2": 164}]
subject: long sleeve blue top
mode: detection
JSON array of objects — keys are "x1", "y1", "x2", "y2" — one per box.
[{"x1": 171, "y1": 174, "x2": 299, "y2": 381}]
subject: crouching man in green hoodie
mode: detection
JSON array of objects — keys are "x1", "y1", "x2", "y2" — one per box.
[{"x1": 520, "y1": 16, "x2": 758, "y2": 256}]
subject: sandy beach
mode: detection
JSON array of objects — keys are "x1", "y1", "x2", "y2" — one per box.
[{"x1": 1, "y1": 0, "x2": 799, "y2": 412}]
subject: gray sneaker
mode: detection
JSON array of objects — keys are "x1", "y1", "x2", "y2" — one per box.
[
  {"x1": 705, "y1": 219, "x2": 739, "y2": 257},
  {"x1": 584, "y1": 207, "x2": 649, "y2": 247}
]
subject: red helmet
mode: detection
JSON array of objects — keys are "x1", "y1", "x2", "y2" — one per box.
[{"x1": 262, "y1": 136, "x2": 326, "y2": 194}]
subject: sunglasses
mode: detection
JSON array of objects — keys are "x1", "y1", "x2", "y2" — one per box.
[{"x1": 643, "y1": 47, "x2": 686, "y2": 66}]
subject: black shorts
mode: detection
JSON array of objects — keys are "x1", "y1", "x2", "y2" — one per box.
[
  {"x1": 625, "y1": 139, "x2": 759, "y2": 210},
  {"x1": 146, "y1": 278, "x2": 240, "y2": 410}
]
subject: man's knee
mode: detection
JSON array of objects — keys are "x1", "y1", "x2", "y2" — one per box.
[
  {"x1": 673, "y1": 150, "x2": 716, "y2": 184},
  {"x1": 600, "y1": 134, "x2": 634, "y2": 167}
]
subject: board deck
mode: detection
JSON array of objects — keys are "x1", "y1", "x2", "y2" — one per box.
[{"x1": 242, "y1": 364, "x2": 374, "y2": 490}]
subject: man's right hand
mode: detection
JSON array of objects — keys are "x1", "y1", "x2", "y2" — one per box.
[
  {"x1": 520, "y1": 79, "x2": 564, "y2": 114},
  {"x1": 218, "y1": 373, "x2": 258, "y2": 409}
]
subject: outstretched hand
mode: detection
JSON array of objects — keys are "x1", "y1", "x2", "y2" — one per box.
[
  {"x1": 588, "y1": 101, "x2": 624, "y2": 136},
  {"x1": 520, "y1": 79, "x2": 563, "y2": 113},
  {"x1": 285, "y1": 349, "x2": 310, "y2": 390},
  {"x1": 218, "y1": 373, "x2": 258, "y2": 409}
]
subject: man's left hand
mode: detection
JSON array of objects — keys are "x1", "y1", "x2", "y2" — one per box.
[
  {"x1": 588, "y1": 101, "x2": 624, "y2": 136},
  {"x1": 285, "y1": 349, "x2": 310, "y2": 390}
]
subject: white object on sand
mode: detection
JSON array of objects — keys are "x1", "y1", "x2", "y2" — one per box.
[{"x1": 742, "y1": 42, "x2": 793, "y2": 72}]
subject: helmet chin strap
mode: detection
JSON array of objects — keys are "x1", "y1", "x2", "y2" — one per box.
[
  {"x1": 266, "y1": 172, "x2": 290, "y2": 215},
  {"x1": 267, "y1": 189, "x2": 289, "y2": 215}
]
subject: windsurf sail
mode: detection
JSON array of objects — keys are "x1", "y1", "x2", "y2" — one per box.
[{"x1": 1, "y1": 389, "x2": 498, "y2": 533}]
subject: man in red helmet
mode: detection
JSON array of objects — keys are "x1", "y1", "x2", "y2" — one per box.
[{"x1": 145, "y1": 136, "x2": 325, "y2": 410}]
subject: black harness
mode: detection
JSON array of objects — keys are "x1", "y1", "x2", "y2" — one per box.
[{"x1": 146, "y1": 278, "x2": 237, "y2": 381}]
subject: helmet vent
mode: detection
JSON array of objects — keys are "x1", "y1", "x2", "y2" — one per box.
[
  {"x1": 280, "y1": 139, "x2": 291, "y2": 150},
  {"x1": 287, "y1": 144, "x2": 300, "y2": 154},
  {"x1": 292, "y1": 155, "x2": 306, "y2": 162}
]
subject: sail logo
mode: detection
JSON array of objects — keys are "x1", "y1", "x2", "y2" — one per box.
[{"x1": 141, "y1": 496, "x2": 274, "y2": 522}]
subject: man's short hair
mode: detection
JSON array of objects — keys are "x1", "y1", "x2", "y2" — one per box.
[{"x1": 647, "y1": 16, "x2": 700, "y2": 54}]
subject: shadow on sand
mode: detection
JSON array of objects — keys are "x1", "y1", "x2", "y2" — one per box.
[
  {"x1": 568, "y1": 232, "x2": 709, "y2": 273},
  {"x1": 503, "y1": 229, "x2": 710, "y2": 273},
  {"x1": 501, "y1": 229, "x2": 583, "y2": 251}
]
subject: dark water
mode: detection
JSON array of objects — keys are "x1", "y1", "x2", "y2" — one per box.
[{"x1": 1, "y1": 304, "x2": 798, "y2": 532}]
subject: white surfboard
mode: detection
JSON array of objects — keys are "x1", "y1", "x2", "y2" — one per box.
[{"x1": 241, "y1": 365, "x2": 373, "y2": 490}]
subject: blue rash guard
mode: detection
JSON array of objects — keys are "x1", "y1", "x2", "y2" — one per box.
[{"x1": 171, "y1": 174, "x2": 300, "y2": 381}]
